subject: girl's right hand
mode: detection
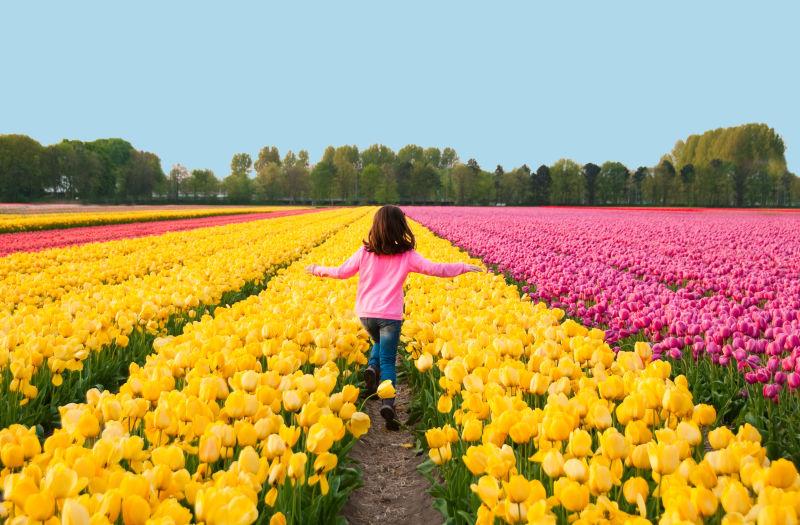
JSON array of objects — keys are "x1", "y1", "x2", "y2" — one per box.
[
  {"x1": 305, "y1": 264, "x2": 317, "y2": 275},
  {"x1": 466, "y1": 264, "x2": 484, "y2": 273}
]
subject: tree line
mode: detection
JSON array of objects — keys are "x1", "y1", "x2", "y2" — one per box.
[{"x1": 1, "y1": 123, "x2": 798, "y2": 207}]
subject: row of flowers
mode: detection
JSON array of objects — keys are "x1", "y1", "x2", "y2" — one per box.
[
  {"x1": 405, "y1": 207, "x2": 800, "y2": 461},
  {"x1": 0, "y1": 209, "x2": 315, "y2": 257},
  {"x1": 0, "y1": 212, "x2": 383, "y2": 524},
  {"x1": 0, "y1": 209, "x2": 365, "y2": 429},
  {"x1": 0, "y1": 207, "x2": 296, "y2": 233},
  {"x1": 398, "y1": 218, "x2": 800, "y2": 525}
]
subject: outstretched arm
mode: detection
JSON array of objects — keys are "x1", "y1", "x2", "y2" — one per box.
[
  {"x1": 408, "y1": 250, "x2": 482, "y2": 277},
  {"x1": 306, "y1": 248, "x2": 363, "y2": 279}
]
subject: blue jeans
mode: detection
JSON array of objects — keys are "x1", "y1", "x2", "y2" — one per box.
[{"x1": 361, "y1": 317, "x2": 402, "y2": 390}]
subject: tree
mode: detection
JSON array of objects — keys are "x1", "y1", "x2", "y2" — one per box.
[
  {"x1": 670, "y1": 123, "x2": 788, "y2": 207},
  {"x1": 168, "y1": 164, "x2": 190, "y2": 200},
  {"x1": 361, "y1": 144, "x2": 396, "y2": 171},
  {"x1": 119, "y1": 151, "x2": 165, "y2": 200},
  {"x1": 597, "y1": 162, "x2": 629, "y2": 205},
  {"x1": 397, "y1": 144, "x2": 424, "y2": 165},
  {"x1": 631, "y1": 167, "x2": 649, "y2": 204},
  {"x1": 360, "y1": 164, "x2": 383, "y2": 203},
  {"x1": 255, "y1": 146, "x2": 281, "y2": 168},
  {"x1": 441, "y1": 147, "x2": 459, "y2": 169},
  {"x1": 652, "y1": 158, "x2": 676, "y2": 205},
  {"x1": 531, "y1": 164, "x2": 551, "y2": 205},
  {"x1": 582, "y1": 163, "x2": 601, "y2": 205},
  {"x1": 84, "y1": 138, "x2": 135, "y2": 199},
  {"x1": 333, "y1": 145, "x2": 360, "y2": 202},
  {"x1": 451, "y1": 163, "x2": 476, "y2": 205},
  {"x1": 393, "y1": 160, "x2": 413, "y2": 203},
  {"x1": 230, "y1": 153, "x2": 253, "y2": 177},
  {"x1": 254, "y1": 162, "x2": 282, "y2": 201},
  {"x1": 282, "y1": 151, "x2": 310, "y2": 203},
  {"x1": 310, "y1": 161, "x2": 336, "y2": 204},
  {"x1": 549, "y1": 159, "x2": 583, "y2": 205},
  {"x1": 679, "y1": 164, "x2": 695, "y2": 205},
  {"x1": 224, "y1": 153, "x2": 253, "y2": 202},
  {"x1": 494, "y1": 165, "x2": 504, "y2": 204},
  {"x1": 0, "y1": 134, "x2": 45, "y2": 201},
  {"x1": 409, "y1": 162, "x2": 440, "y2": 203},
  {"x1": 424, "y1": 147, "x2": 442, "y2": 169},
  {"x1": 189, "y1": 169, "x2": 218, "y2": 198}
]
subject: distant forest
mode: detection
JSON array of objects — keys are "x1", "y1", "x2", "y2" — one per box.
[{"x1": 1, "y1": 123, "x2": 798, "y2": 207}]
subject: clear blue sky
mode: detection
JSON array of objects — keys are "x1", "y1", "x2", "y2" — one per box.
[{"x1": 1, "y1": 1, "x2": 798, "y2": 176}]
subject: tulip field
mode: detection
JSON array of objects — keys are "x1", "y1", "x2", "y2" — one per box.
[
  {"x1": 2, "y1": 206, "x2": 800, "y2": 525},
  {"x1": 405, "y1": 207, "x2": 800, "y2": 465},
  {"x1": 0, "y1": 206, "x2": 294, "y2": 233}
]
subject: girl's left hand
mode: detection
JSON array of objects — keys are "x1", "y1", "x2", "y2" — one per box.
[
  {"x1": 305, "y1": 264, "x2": 317, "y2": 275},
  {"x1": 466, "y1": 264, "x2": 484, "y2": 272}
]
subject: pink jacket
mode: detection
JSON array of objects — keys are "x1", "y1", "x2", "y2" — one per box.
[{"x1": 311, "y1": 247, "x2": 471, "y2": 320}]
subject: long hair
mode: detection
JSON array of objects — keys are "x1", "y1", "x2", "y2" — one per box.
[{"x1": 363, "y1": 205, "x2": 415, "y2": 255}]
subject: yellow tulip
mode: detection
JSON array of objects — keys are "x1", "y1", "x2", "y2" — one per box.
[
  {"x1": 461, "y1": 418, "x2": 483, "y2": 442},
  {"x1": 62, "y1": 498, "x2": 91, "y2": 525},
  {"x1": 599, "y1": 428, "x2": 629, "y2": 460},
  {"x1": 564, "y1": 458, "x2": 588, "y2": 482},
  {"x1": 348, "y1": 411, "x2": 371, "y2": 438},
  {"x1": 24, "y1": 491, "x2": 56, "y2": 521},
  {"x1": 429, "y1": 443, "x2": 453, "y2": 465},
  {"x1": 282, "y1": 390, "x2": 303, "y2": 412},
  {"x1": 463, "y1": 445, "x2": 489, "y2": 476},
  {"x1": 426, "y1": 428, "x2": 448, "y2": 449},
  {"x1": 505, "y1": 474, "x2": 531, "y2": 504},
  {"x1": 647, "y1": 442, "x2": 680, "y2": 475},
  {"x1": 588, "y1": 462, "x2": 613, "y2": 495},
  {"x1": 288, "y1": 452, "x2": 308, "y2": 481},
  {"x1": 121, "y1": 495, "x2": 150, "y2": 525},
  {"x1": 198, "y1": 434, "x2": 221, "y2": 463},
  {"x1": 471, "y1": 475, "x2": 501, "y2": 508},
  {"x1": 377, "y1": 380, "x2": 396, "y2": 399},
  {"x1": 623, "y1": 477, "x2": 649, "y2": 505},
  {"x1": 269, "y1": 512, "x2": 287, "y2": 525},
  {"x1": 766, "y1": 458, "x2": 798, "y2": 489},
  {"x1": 720, "y1": 480, "x2": 752, "y2": 515},
  {"x1": 556, "y1": 479, "x2": 589, "y2": 512},
  {"x1": 1, "y1": 443, "x2": 24, "y2": 468},
  {"x1": 692, "y1": 486, "x2": 718, "y2": 517},
  {"x1": 437, "y1": 394, "x2": 453, "y2": 414},
  {"x1": 415, "y1": 352, "x2": 433, "y2": 372},
  {"x1": 567, "y1": 429, "x2": 592, "y2": 457}
]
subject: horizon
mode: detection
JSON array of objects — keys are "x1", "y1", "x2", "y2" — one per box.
[{"x1": 1, "y1": 1, "x2": 798, "y2": 176}]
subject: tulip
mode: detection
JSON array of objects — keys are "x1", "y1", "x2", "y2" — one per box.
[
  {"x1": 348, "y1": 411, "x2": 371, "y2": 438},
  {"x1": 62, "y1": 498, "x2": 91, "y2": 525},
  {"x1": 377, "y1": 380, "x2": 396, "y2": 399},
  {"x1": 270, "y1": 512, "x2": 287, "y2": 525},
  {"x1": 415, "y1": 352, "x2": 433, "y2": 372},
  {"x1": 122, "y1": 494, "x2": 150, "y2": 525}
]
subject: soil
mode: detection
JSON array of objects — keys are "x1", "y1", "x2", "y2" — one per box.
[{"x1": 341, "y1": 381, "x2": 442, "y2": 525}]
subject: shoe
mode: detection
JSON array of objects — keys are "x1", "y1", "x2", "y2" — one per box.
[
  {"x1": 363, "y1": 366, "x2": 378, "y2": 398},
  {"x1": 380, "y1": 399, "x2": 400, "y2": 431}
]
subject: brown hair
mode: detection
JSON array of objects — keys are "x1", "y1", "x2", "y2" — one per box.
[{"x1": 363, "y1": 205, "x2": 415, "y2": 255}]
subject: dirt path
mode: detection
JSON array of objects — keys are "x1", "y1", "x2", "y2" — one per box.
[{"x1": 341, "y1": 381, "x2": 442, "y2": 525}]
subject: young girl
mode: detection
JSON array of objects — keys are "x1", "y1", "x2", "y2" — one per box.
[{"x1": 306, "y1": 205, "x2": 481, "y2": 430}]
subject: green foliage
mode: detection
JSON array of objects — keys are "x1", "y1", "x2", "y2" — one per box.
[
  {"x1": 188, "y1": 169, "x2": 219, "y2": 197},
  {"x1": 549, "y1": 159, "x2": 584, "y2": 205},
  {"x1": 0, "y1": 134, "x2": 164, "y2": 202},
  {"x1": 0, "y1": 134, "x2": 46, "y2": 201},
  {"x1": 597, "y1": 161, "x2": 630, "y2": 204},
  {"x1": 2, "y1": 124, "x2": 796, "y2": 206},
  {"x1": 582, "y1": 163, "x2": 601, "y2": 205}
]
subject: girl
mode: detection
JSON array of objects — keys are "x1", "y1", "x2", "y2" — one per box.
[{"x1": 306, "y1": 205, "x2": 481, "y2": 430}]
